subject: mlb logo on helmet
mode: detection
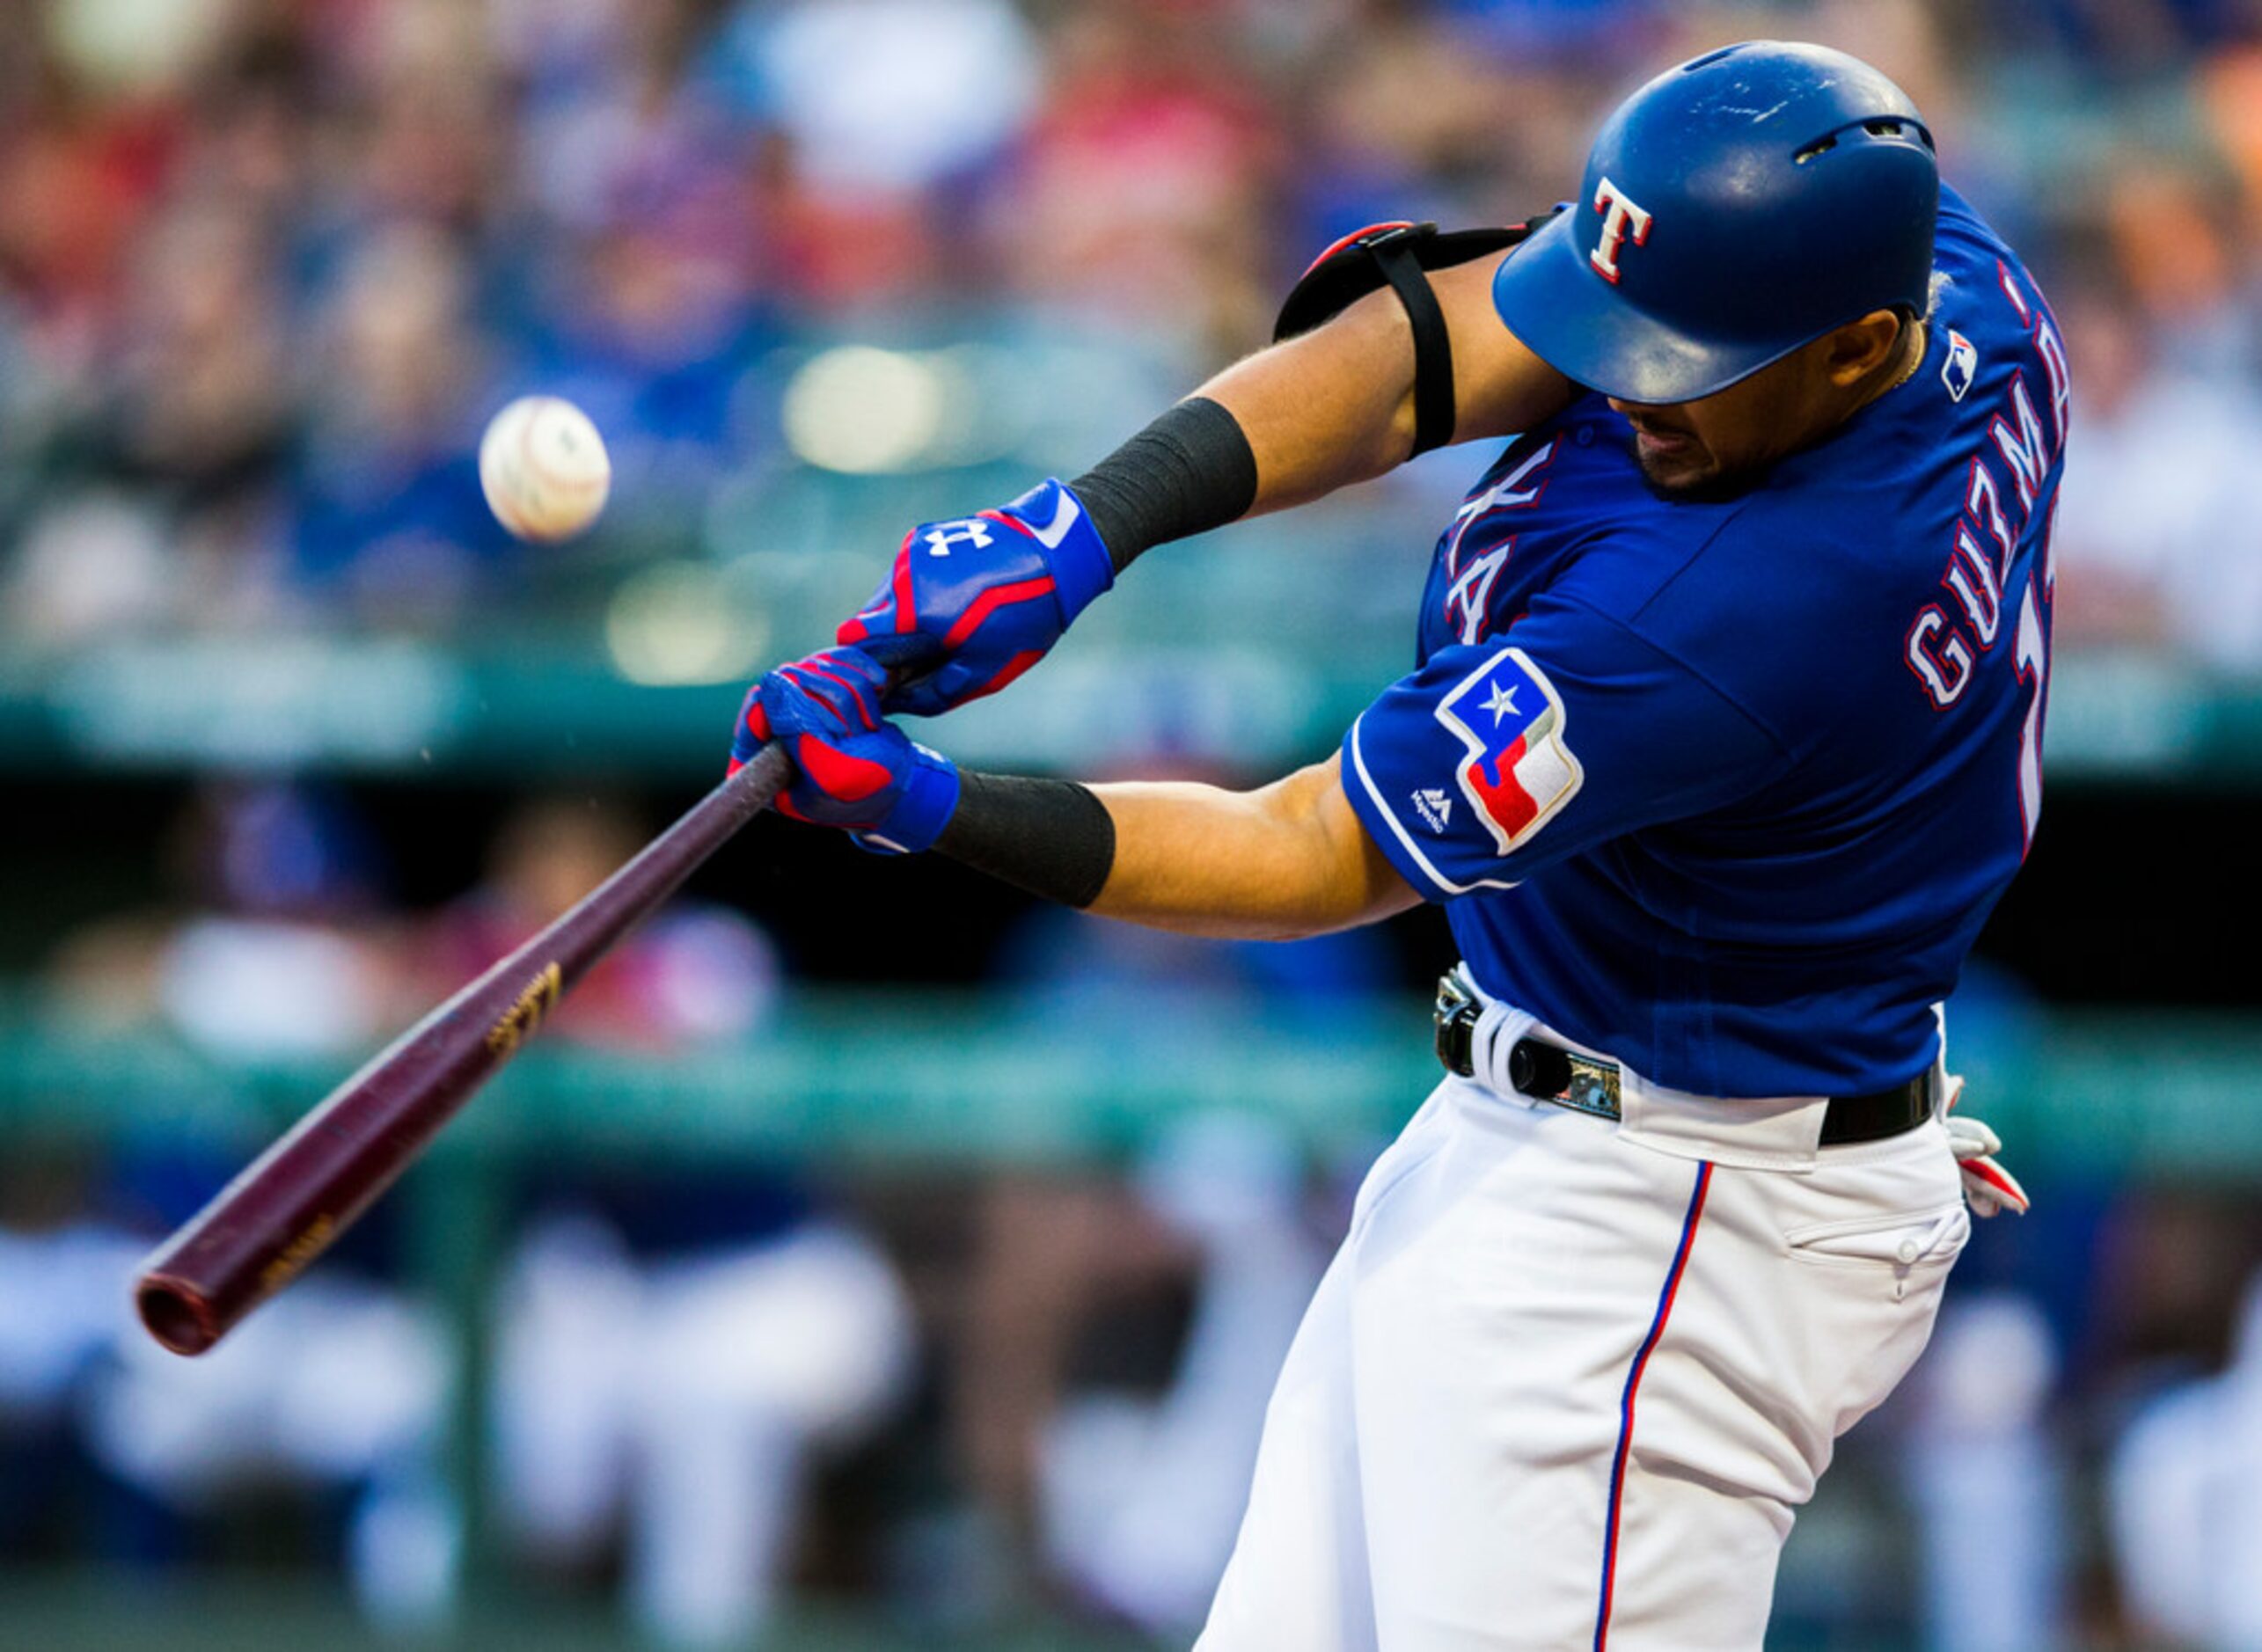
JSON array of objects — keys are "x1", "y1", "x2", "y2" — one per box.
[{"x1": 1433, "y1": 647, "x2": 1585, "y2": 853}]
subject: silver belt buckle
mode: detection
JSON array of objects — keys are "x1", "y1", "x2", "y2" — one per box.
[{"x1": 1433, "y1": 971, "x2": 1481, "y2": 1076}]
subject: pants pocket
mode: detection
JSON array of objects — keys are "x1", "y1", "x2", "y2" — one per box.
[
  {"x1": 1770, "y1": 1201, "x2": 1970, "y2": 1451},
  {"x1": 1784, "y1": 1202, "x2": 1970, "y2": 1298}
]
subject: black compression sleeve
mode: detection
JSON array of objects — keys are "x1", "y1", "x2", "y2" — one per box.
[
  {"x1": 935, "y1": 771, "x2": 1116, "y2": 909},
  {"x1": 1071, "y1": 397, "x2": 1258, "y2": 574}
]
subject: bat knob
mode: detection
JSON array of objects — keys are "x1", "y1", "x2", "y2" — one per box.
[{"x1": 136, "y1": 1276, "x2": 221, "y2": 1357}]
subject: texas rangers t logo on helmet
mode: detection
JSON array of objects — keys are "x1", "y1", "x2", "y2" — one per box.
[
  {"x1": 1433, "y1": 647, "x2": 1585, "y2": 854},
  {"x1": 1588, "y1": 176, "x2": 1654, "y2": 285}
]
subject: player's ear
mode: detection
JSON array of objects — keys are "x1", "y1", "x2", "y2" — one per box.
[{"x1": 1823, "y1": 309, "x2": 1907, "y2": 387}]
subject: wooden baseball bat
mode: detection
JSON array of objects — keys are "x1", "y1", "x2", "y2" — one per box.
[{"x1": 134, "y1": 742, "x2": 792, "y2": 1356}]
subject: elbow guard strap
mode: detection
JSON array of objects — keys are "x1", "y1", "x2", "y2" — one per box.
[{"x1": 1273, "y1": 213, "x2": 1563, "y2": 459}]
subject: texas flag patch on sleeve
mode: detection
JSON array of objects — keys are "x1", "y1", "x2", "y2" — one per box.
[
  {"x1": 1343, "y1": 619, "x2": 1787, "y2": 902},
  {"x1": 1343, "y1": 639, "x2": 1613, "y2": 897},
  {"x1": 1434, "y1": 647, "x2": 1585, "y2": 852}
]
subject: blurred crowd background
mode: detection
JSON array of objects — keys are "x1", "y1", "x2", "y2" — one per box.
[{"x1": 3, "y1": 0, "x2": 2262, "y2": 1647}]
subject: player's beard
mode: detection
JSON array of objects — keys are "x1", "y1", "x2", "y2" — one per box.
[{"x1": 1625, "y1": 434, "x2": 1762, "y2": 504}]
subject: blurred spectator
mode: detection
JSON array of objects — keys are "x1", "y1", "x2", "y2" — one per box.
[
  {"x1": 47, "y1": 778, "x2": 402, "y2": 1056},
  {"x1": 0, "y1": 1155, "x2": 147, "y2": 1557},
  {"x1": 289, "y1": 223, "x2": 513, "y2": 630},
  {"x1": 940, "y1": 899, "x2": 1383, "y2": 1624},
  {"x1": 27, "y1": 196, "x2": 298, "y2": 639},
  {"x1": 0, "y1": 0, "x2": 2250, "y2": 685},
  {"x1": 1036, "y1": 1113, "x2": 1327, "y2": 1634},
  {"x1": 0, "y1": 7, "x2": 186, "y2": 369},
  {"x1": 21, "y1": 775, "x2": 450, "y2": 1619},
  {"x1": 2097, "y1": 159, "x2": 2258, "y2": 375},
  {"x1": 83, "y1": 1274, "x2": 458, "y2": 1627},
  {"x1": 1901, "y1": 1294, "x2": 2071, "y2": 1652},
  {"x1": 421, "y1": 795, "x2": 779, "y2": 1048},
  {"x1": 509, "y1": 0, "x2": 776, "y2": 509},
  {"x1": 494, "y1": 1204, "x2": 911, "y2": 1647},
  {"x1": 979, "y1": 6, "x2": 1283, "y2": 355},
  {"x1": 1292, "y1": 7, "x2": 1535, "y2": 247},
  {"x1": 721, "y1": 0, "x2": 1038, "y2": 198},
  {"x1": 703, "y1": 0, "x2": 1039, "y2": 309},
  {"x1": 2109, "y1": 1268, "x2": 2262, "y2": 1647},
  {"x1": 2053, "y1": 274, "x2": 2262, "y2": 669},
  {"x1": 435, "y1": 797, "x2": 911, "y2": 1648}
]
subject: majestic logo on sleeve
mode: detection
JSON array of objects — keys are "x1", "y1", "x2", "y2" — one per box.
[
  {"x1": 1434, "y1": 647, "x2": 1585, "y2": 853},
  {"x1": 1588, "y1": 177, "x2": 1654, "y2": 285}
]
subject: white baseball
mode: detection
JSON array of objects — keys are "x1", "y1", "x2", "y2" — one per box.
[{"x1": 479, "y1": 396, "x2": 611, "y2": 542}]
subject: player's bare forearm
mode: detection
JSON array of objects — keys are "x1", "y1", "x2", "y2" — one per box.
[
  {"x1": 1086, "y1": 754, "x2": 1420, "y2": 940},
  {"x1": 1200, "y1": 252, "x2": 1578, "y2": 514}
]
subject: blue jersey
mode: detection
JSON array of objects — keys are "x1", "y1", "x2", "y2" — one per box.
[{"x1": 1341, "y1": 188, "x2": 2067, "y2": 1097}]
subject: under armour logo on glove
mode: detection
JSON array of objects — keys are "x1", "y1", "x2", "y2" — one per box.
[
  {"x1": 922, "y1": 521, "x2": 995, "y2": 557},
  {"x1": 838, "y1": 478, "x2": 1115, "y2": 717}
]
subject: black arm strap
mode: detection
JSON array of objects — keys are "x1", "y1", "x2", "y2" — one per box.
[
  {"x1": 1273, "y1": 212, "x2": 1564, "y2": 459},
  {"x1": 1373, "y1": 232, "x2": 1458, "y2": 460}
]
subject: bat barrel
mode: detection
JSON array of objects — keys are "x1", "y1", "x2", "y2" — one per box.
[
  {"x1": 128, "y1": 1019, "x2": 494, "y2": 1351},
  {"x1": 130, "y1": 743, "x2": 790, "y2": 1355}
]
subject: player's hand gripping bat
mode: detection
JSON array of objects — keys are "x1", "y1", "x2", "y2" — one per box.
[{"x1": 133, "y1": 743, "x2": 790, "y2": 1356}]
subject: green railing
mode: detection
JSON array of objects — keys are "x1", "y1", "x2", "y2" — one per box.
[
  {"x1": 7, "y1": 994, "x2": 2260, "y2": 1173},
  {"x1": 0, "y1": 995, "x2": 1431, "y2": 1163},
  {"x1": 2, "y1": 633, "x2": 2255, "y2": 786}
]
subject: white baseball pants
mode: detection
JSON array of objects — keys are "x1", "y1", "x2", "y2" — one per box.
[{"x1": 1197, "y1": 998, "x2": 1969, "y2": 1651}]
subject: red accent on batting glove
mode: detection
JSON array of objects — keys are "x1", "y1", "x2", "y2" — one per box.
[
  {"x1": 798, "y1": 660, "x2": 880, "y2": 730},
  {"x1": 794, "y1": 733, "x2": 896, "y2": 804},
  {"x1": 890, "y1": 537, "x2": 918, "y2": 632},
  {"x1": 942, "y1": 576, "x2": 1058, "y2": 648},
  {"x1": 971, "y1": 648, "x2": 1047, "y2": 701}
]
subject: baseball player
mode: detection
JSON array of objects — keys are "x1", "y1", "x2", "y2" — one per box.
[{"x1": 732, "y1": 41, "x2": 2049, "y2": 1648}]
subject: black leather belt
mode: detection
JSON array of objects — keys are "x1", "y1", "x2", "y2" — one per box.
[{"x1": 1432, "y1": 973, "x2": 1932, "y2": 1146}]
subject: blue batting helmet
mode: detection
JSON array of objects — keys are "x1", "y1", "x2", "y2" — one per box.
[{"x1": 1492, "y1": 40, "x2": 1937, "y2": 405}]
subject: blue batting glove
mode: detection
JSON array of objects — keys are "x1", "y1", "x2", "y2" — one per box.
[
  {"x1": 837, "y1": 478, "x2": 1114, "y2": 716},
  {"x1": 729, "y1": 648, "x2": 959, "y2": 854}
]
